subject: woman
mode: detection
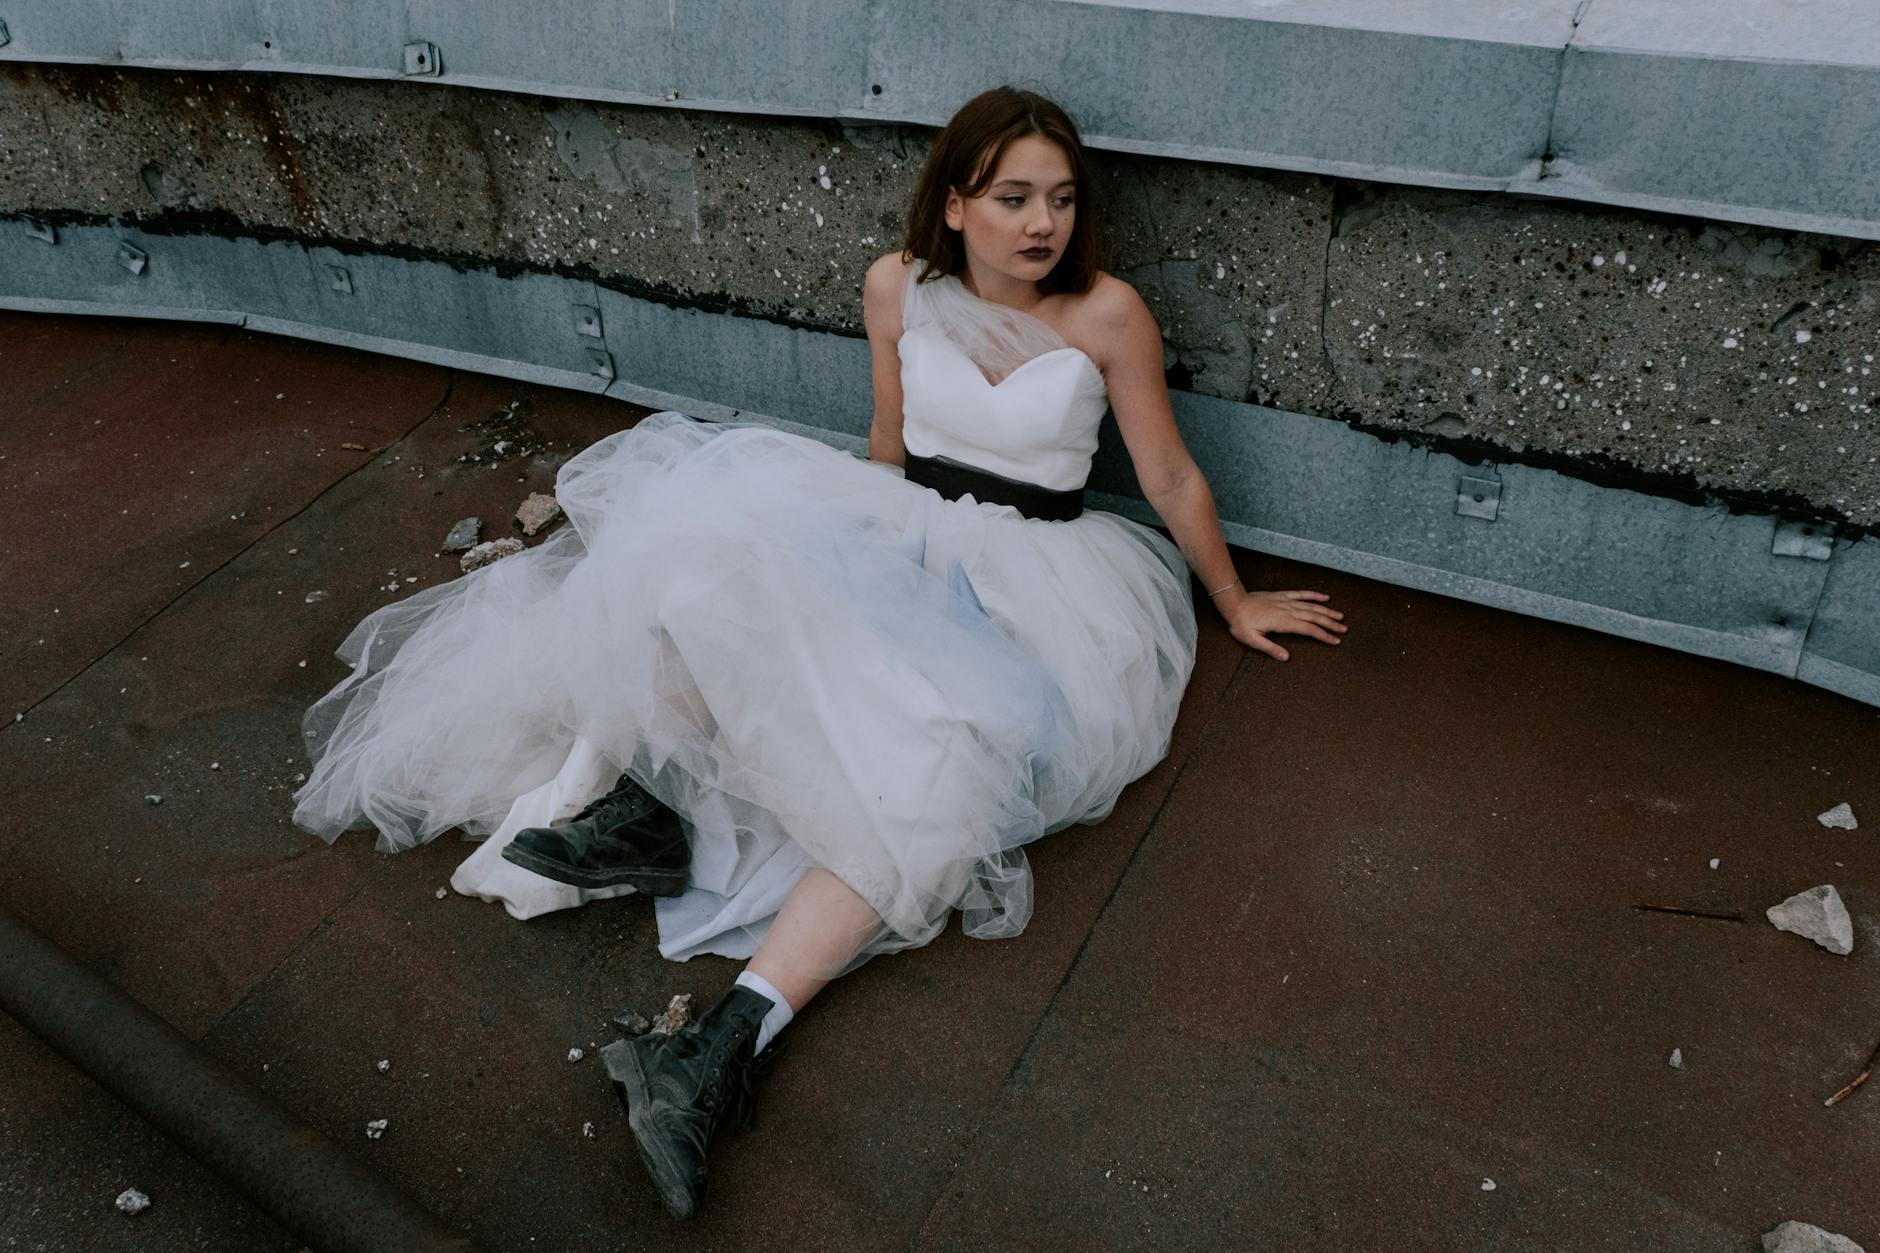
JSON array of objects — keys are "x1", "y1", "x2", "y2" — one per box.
[{"x1": 292, "y1": 85, "x2": 1345, "y2": 1218}]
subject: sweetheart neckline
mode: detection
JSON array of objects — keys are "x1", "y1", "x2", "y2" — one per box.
[{"x1": 905, "y1": 326, "x2": 1104, "y2": 391}]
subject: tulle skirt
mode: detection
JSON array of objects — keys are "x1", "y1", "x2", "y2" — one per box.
[{"x1": 293, "y1": 412, "x2": 1197, "y2": 964}]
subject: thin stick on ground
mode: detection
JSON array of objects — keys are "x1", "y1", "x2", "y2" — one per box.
[
  {"x1": 1824, "y1": 1037, "x2": 1880, "y2": 1107},
  {"x1": 1631, "y1": 903, "x2": 1747, "y2": 923}
]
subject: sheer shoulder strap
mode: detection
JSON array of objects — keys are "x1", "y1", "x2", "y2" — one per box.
[{"x1": 901, "y1": 258, "x2": 1073, "y2": 386}]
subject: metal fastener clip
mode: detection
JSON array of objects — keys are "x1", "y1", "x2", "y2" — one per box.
[
  {"x1": 1771, "y1": 518, "x2": 1833, "y2": 561},
  {"x1": 402, "y1": 41, "x2": 440, "y2": 76},
  {"x1": 1455, "y1": 474, "x2": 1500, "y2": 521},
  {"x1": 116, "y1": 242, "x2": 148, "y2": 275}
]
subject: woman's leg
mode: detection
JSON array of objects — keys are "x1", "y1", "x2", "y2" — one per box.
[
  {"x1": 745, "y1": 866, "x2": 887, "y2": 1013},
  {"x1": 609, "y1": 864, "x2": 890, "y2": 1219}
]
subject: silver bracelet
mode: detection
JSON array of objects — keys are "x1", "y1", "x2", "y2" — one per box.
[{"x1": 1206, "y1": 578, "x2": 1241, "y2": 598}]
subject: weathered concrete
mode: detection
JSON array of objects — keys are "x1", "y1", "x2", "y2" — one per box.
[{"x1": 2, "y1": 64, "x2": 1875, "y2": 528}]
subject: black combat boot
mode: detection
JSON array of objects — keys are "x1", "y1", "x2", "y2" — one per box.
[
  {"x1": 500, "y1": 772, "x2": 691, "y2": 895},
  {"x1": 601, "y1": 983, "x2": 786, "y2": 1219}
]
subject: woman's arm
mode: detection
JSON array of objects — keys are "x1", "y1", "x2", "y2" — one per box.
[
  {"x1": 1094, "y1": 277, "x2": 1346, "y2": 661},
  {"x1": 862, "y1": 252, "x2": 911, "y2": 467}
]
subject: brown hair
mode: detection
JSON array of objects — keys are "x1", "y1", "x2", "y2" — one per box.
[{"x1": 901, "y1": 86, "x2": 1107, "y2": 296}]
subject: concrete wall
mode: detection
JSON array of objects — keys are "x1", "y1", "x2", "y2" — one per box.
[{"x1": 3, "y1": 63, "x2": 1875, "y2": 533}]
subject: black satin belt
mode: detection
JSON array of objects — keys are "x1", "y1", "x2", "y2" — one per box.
[{"x1": 903, "y1": 453, "x2": 1084, "y2": 522}]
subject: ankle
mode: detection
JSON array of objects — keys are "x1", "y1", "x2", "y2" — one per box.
[{"x1": 734, "y1": 970, "x2": 795, "y2": 1053}]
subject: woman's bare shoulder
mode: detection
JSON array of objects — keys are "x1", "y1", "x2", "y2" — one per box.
[
  {"x1": 1074, "y1": 271, "x2": 1150, "y2": 327},
  {"x1": 1064, "y1": 272, "x2": 1156, "y2": 366},
  {"x1": 863, "y1": 251, "x2": 917, "y2": 338},
  {"x1": 865, "y1": 250, "x2": 918, "y2": 291}
]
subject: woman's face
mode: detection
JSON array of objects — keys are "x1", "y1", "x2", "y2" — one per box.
[{"x1": 944, "y1": 132, "x2": 1077, "y2": 288}]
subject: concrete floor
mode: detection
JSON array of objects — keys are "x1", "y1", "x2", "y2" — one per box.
[{"x1": 2, "y1": 310, "x2": 1876, "y2": 1252}]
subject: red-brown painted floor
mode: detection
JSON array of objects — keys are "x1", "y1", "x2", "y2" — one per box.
[{"x1": 2, "y1": 310, "x2": 1876, "y2": 1253}]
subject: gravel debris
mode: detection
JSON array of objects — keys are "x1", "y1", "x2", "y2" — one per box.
[
  {"x1": 460, "y1": 538, "x2": 524, "y2": 574},
  {"x1": 1766, "y1": 885, "x2": 1855, "y2": 955},
  {"x1": 114, "y1": 1188, "x2": 151, "y2": 1215},
  {"x1": 1762, "y1": 1220, "x2": 1866, "y2": 1253},
  {"x1": 651, "y1": 993, "x2": 695, "y2": 1035},
  {"x1": 566, "y1": 1047, "x2": 585, "y2": 1063},
  {"x1": 514, "y1": 493, "x2": 563, "y2": 537},
  {"x1": 442, "y1": 517, "x2": 482, "y2": 552},
  {"x1": 1817, "y1": 803, "x2": 1859, "y2": 831},
  {"x1": 365, "y1": 1119, "x2": 388, "y2": 1140}
]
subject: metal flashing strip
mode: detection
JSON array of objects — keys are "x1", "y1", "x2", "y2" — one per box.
[
  {"x1": 1, "y1": 1, "x2": 1876, "y2": 238},
  {"x1": 2, "y1": 221, "x2": 1873, "y2": 707}
]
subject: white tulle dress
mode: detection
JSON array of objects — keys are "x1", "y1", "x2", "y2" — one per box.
[{"x1": 292, "y1": 260, "x2": 1198, "y2": 973}]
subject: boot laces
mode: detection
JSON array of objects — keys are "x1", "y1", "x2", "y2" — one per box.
[
  {"x1": 567, "y1": 773, "x2": 655, "y2": 825},
  {"x1": 702, "y1": 1026, "x2": 788, "y2": 1134}
]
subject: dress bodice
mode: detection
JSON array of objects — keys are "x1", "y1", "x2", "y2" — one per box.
[{"x1": 897, "y1": 265, "x2": 1109, "y2": 493}]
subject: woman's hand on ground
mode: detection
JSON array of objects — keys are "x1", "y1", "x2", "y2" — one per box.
[{"x1": 1219, "y1": 589, "x2": 1346, "y2": 661}]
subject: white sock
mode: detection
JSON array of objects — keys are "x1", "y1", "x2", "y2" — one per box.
[{"x1": 734, "y1": 969, "x2": 795, "y2": 1053}]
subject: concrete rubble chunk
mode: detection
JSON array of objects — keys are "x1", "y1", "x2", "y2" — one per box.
[
  {"x1": 1763, "y1": 1220, "x2": 1866, "y2": 1253},
  {"x1": 1766, "y1": 885, "x2": 1855, "y2": 955},
  {"x1": 460, "y1": 537, "x2": 524, "y2": 573},
  {"x1": 1817, "y1": 802, "x2": 1858, "y2": 830},
  {"x1": 514, "y1": 492, "x2": 563, "y2": 537},
  {"x1": 1669, "y1": 1048, "x2": 1684, "y2": 1070},
  {"x1": 651, "y1": 993, "x2": 694, "y2": 1035},
  {"x1": 441, "y1": 517, "x2": 482, "y2": 552},
  {"x1": 365, "y1": 1118, "x2": 388, "y2": 1140},
  {"x1": 612, "y1": 1010, "x2": 653, "y2": 1036},
  {"x1": 114, "y1": 1188, "x2": 151, "y2": 1215}
]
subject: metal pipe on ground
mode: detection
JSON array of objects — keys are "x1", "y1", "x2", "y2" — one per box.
[{"x1": 0, "y1": 907, "x2": 481, "y2": 1253}]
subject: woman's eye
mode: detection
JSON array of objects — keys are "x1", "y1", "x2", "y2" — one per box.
[{"x1": 1000, "y1": 197, "x2": 1025, "y2": 207}]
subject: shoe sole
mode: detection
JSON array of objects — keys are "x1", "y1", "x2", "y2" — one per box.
[
  {"x1": 610, "y1": 1043, "x2": 700, "y2": 1220},
  {"x1": 499, "y1": 842, "x2": 689, "y2": 896}
]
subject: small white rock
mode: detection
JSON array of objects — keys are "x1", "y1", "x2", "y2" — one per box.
[
  {"x1": 365, "y1": 1118, "x2": 389, "y2": 1140},
  {"x1": 1669, "y1": 1048, "x2": 1684, "y2": 1070},
  {"x1": 434, "y1": 886, "x2": 447, "y2": 900},
  {"x1": 1817, "y1": 802, "x2": 1858, "y2": 831},
  {"x1": 115, "y1": 1188, "x2": 152, "y2": 1215},
  {"x1": 144, "y1": 795, "x2": 163, "y2": 806},
  {"x1": 582, "y1": 1121, "x2": 595, "y2": 1138},
  {"x1": 1708, "y1": 858, "x2": 1720, "y2": 870},
  {"x1": 1480, "y1": 1178, "x2": 1496, "y2": 1192},
  {"x1": 1762, "y1": 1219, "x2": 1866, "y2": 1253},
  {"x1": 1766, "y1": 885, "x2": 1855, "y2": 955},
  {"x1": 566, "y1": 1047, "x2": 585, "y2": 1063},
  {"x1": 375, "y1": 1059, "x2": 391, "y2": 1073},
  {"x1": 210, "y1": 762, "x2": 220, "y2": 771}
]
